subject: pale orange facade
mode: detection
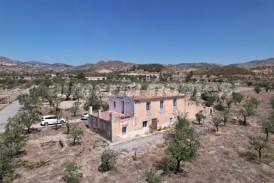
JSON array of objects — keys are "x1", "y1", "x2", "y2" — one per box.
[{"x1": 88, "y1": 89, "x2": 203, "y2": 142}]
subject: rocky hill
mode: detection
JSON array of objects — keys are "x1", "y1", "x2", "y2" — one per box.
[
  {"x1": 231, "y1": 58, "x2": 274, "y2": 69},
  {"x1": 74, "y1": 60, "x2": 133, "y2": 73},
  {"x1": 0, "y1": 56, "x2": 72, "y2": 73},
  {"x1": 1, "y1": 55, "x2": 273, "y2": 74}
]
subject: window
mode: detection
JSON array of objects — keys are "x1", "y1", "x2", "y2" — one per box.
[
  {"x1": 173, "y1": 98, "x2": 177, "y2": 107},
  {"x1": 143, "y1": 121, "x2": 147, "y2": 128},
  {"x1": 46, "y1": 116, "x2": 57, "y2": 119},
  {"x1": 146, "y1": 101, "x2": 151, "y2": 110},
  {"x1": 170, "y1": 117, "x2": 173, "y2": 123},
  {"x1": 122, "y1": 126, "x2": 127, "y2": 134},
  {"x1": 160, "y1": 100, "x2": 164, "y2": 109},
  {"x1": 113, "y1": 101, "x2": 116, "y2": 108}
]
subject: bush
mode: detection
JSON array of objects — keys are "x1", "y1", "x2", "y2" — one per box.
[
  {"x1": 254, "y1": 86, "x2": 261, "y2": 94},
  {"x1": 159, "y1": 157, "x2": 177, "y2": 175},
  {"x1": 18, "y1": 160, "x2": 49, "y2": 169},
  {"x1": 214, "y1": 103, "x2": 225, "y2": 111},
  {"x1": 144, "y1": 168, "x2": 162, "y2": 183},
  {"x1": 63, "y1": 161, "x2": 83, "y2": 183},
  {"x1": 201, "y1": 92, "x2": 217, "y2": 107},
  {"x1": 98, "y1": 148, "x2": 118, "y2": 172}
]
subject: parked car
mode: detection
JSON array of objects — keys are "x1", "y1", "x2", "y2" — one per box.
[
  {"x1": 81, "y1": 112, "x2": 89, "y2": 120},
  {"x1": 40, "y1": 115, "x2": 66, "y2": 126}
]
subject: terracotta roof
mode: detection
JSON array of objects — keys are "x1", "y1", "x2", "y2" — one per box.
[
  {"x1": 125, "y1": 88, "x2": 184, "y2": 101},
  {"x1": 92, "y1": 111, "x2": 127, "y2": 121}
]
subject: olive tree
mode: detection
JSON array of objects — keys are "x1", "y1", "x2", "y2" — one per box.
[
  {"x1": 70, "y1": 101, "x2": 80, "y2": 117},
  {"x1": 0, "y1": 115, "x2": 26, "y2": 182},
  {"x1": 164, "y1": 117, "x2": 199, "y2": 173},
  {"x1": 64, "y1": 79, "x2": 74, "y2": 100},
  {"x1": 195, "y1": 111, "x2": 206, "y2": 125},
  {"x1": 20, "y1": 110, "x2": 39, "y2": 133},
  {"x1": 232, "y1": 92, "x2": 243, "y2": 105},
  {"x1": 249, "y1": 135, "x2": 267, "y2": 161},
  {"x1": 262, "y1": 119, "x2": 274, "y2": 141},
  {"x1": 212, "y1": 115, "x2": 222, "y2": 132},
  {"x1": 239, "y1": 101, "x2": 255, "y2": 125},
  {"x1": 222, "y1": 110, "x2": 229, "y2": 126},
  {"x1": 84, "y1": 85, "x2": 103, "y2": 111},
  {"x1": 71, "y1": 128, "x2": 83, "y2": 145}
]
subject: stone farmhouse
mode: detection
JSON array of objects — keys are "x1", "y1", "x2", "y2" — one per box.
[{"x1": 88, "y1": 88, "x2": 203, "y2": 142}]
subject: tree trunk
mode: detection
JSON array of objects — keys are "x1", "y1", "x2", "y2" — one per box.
[
  {"x1": 265, "y1": 128, "x2": 269, "y2": 140},
  {"x1": 258, "y1": 150, "x2": 262, "y2": 161},
  {"x1": 176, "y1": 160, "x2": 181, "y2": 173},
  {"x1": 243, "y1": 116, "x2": 246, "y2": 125}
]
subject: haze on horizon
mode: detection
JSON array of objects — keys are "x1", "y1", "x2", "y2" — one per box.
[{"x1": 0, "y1": 0, "x2": 274, "y2": 65}]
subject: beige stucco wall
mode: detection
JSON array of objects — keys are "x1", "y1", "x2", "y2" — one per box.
[
  {"x1": 110, "y1": 96, "x2": 203, "y2": 142},
  {"x1": 133, "y1": 97, "x2": 186, "y2": 130},
  {"x1": 184, "y1": 100, "x2": 204, "y2": 120}
]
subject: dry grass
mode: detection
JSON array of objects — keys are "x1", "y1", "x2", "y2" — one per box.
[{"x1": 15, "y1": 91, "x2": 274, "y2": 183}]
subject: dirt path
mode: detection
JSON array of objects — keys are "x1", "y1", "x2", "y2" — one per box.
[{"x1": 0, "y1": 100, "x2": 22, "y2": 133}]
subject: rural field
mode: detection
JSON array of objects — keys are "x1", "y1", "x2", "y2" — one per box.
[{"x1": 12, "y1": 90, "x2": 274, "y2": 183}]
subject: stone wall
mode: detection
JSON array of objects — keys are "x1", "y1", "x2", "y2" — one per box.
[{"x1": 88, "y1": 115, "x2": 112, "y2": 141}]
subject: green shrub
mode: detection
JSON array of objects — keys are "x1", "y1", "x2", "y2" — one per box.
[
  {"x1": 64, "y1": 161, "x2": 83, "y2": 183},
  {"x1": 98, "y1": 148, "x2": 118, "y2": 172},
  {"x1": 214, "y1": 104, "x2": 225, "y2": 111},
  {"x1": 144, "y1": 168, "x2": 162, "y2": 183}
]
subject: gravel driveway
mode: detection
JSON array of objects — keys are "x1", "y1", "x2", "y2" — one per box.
[{"x1": 111, "y1": 133, "x2": 165, "y2": 151}]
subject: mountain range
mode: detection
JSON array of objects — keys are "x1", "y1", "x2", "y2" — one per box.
[{"x1": 0, "y1": 55, "x2": 273, "y2": 74}]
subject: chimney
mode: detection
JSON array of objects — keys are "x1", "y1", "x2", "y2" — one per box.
[
  {"x1": 98, "y1": 110, "x2": 101, "y2": 118},
  {"x1": 89, "y1": 106, "x2": 93, "y2": 116},
  {"x1": 109, "y1": 112, "x2": 115, "y2": 123}
]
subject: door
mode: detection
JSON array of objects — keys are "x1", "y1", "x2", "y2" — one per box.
[
  {"x1": 49, "y1": 116, "x2": 58, "y2": 124},
  {"x1": 151, "y1": 118, "x2": 158, "y2": 131}
]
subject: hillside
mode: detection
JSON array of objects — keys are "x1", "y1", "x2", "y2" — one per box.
[
  {"x1": 232, "y1": 58, "x2": 274, "y2": 69},
  {"x1": 1, "y1": 55, "x2": 274, "y2": 74},
  {"x1": 0, "y1": 56, "x2": 72, "y2": 73},
  {"x1": 195, "y1": 66, "x2": 252, "y2": 75}
]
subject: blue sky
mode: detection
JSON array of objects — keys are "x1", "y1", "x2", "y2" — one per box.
[{"x1": 0, "y1": 0, "x2": 274, "y2": 65}]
